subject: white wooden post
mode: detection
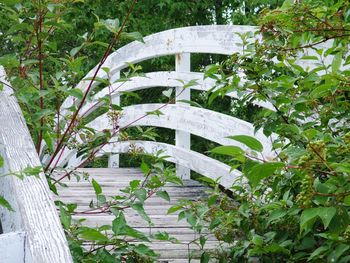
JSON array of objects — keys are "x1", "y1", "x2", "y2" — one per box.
[
  {"x1": 175, "y1": 53, "x2": 191, "y2": 179},
  {"x1": 108, "y1": 71, "x2": 120, "y2": 168}
]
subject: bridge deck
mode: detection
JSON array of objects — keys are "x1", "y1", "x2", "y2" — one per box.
[{"x1": 56, "y1": 168, "x2": 218, "y2": 262}]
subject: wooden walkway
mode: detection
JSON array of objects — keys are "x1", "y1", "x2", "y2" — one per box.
[{"x1": 56, "y1": 168, "x2": 218, "y2": 262}]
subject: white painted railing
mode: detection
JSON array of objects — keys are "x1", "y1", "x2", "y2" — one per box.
[
  {"x1": 0, "y1": 67, "x2": 72, "y2": 262},
  {"x1": 62, "y1": 24, "x2": 339, "y2": 186},
  {"x1": 57, "y1": 25, "x2": 274, "y2": 187}
]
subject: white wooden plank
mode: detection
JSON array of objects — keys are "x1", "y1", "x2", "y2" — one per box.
[
  {"x1": 0, "y1": 232, "x2": 26, "y2": 263},
  {"x1": 175, "y1": 53, "x2": 191, "y2": 180},
  {"x1": 55, "y1": 166, "x2": 218, "y2": 261},
  {"x1": 65, "y1": 139, "x2": 243, "y2": 188},
  {"x1": 108, "y1": 71, "x2": 121, "y2": 168},
  {"x1": 0, "y1": 67, "x2": 73, "y2": 262},
  {"x1": 80, "y1": 71, "x2": 274, "y2": 117},
  {"x1": 101, "y1": 141, "x2": 243, "y2": 188},
  {"x1": 61, "y1": 25, "x2": 259, "y2": 112},
  {"x1": 88, "y1": 103, "x2": 274, "y2": 157}
]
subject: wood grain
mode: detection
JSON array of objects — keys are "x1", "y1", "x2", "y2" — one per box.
[
  {"x1": 56, "y1": 168, "x2": 220, "y2": 261},
  {"x1": 0, "y1": 67, "x2": 72, "y2": 262}
]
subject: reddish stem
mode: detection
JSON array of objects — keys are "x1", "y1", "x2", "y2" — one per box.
[
  {"x1": 44, "y1": 0, "x2": 137, "y2": 172},
  {"x1": 36, "y1": 7, "x2": 44, "y2": 154}
]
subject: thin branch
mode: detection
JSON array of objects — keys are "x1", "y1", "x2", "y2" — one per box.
[
  {"x1": 44, "y1": 0, "x2": 137, "y2": 172},
  {"x1": 36, "y1": 4, "x2": 44, "y2": 154}
]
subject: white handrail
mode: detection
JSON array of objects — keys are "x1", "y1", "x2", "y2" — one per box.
[
  {"x1": 80, "y1": 71, "x2": 274, "y2": 117},
  {"x1": 57, "y1": 25, "x2": 273, "y2": 186},
  {"x1": 88, "y1": 103, "x2": 274, "y2": 157},
  {"x1": 0, "y1": 67, "x2": 72, "y2": 262},
  {"x1": 61, "y1": 25, "x2": 259, "y2": 111}
]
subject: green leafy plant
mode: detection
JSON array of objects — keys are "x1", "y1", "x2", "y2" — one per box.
[{"x1": 169, "y1": 1, "x2": 350, "y2": 262}]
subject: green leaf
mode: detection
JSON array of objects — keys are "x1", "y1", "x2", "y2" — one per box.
[
  {"x1": 328, "y1": 244, "x2": 350, "y2": 262},
  {"x1": 267, "y1": 209, "x2": 287, "y2": 224},
  {"x1": 177, "y1": 100, "x2": 203, "y2": 108},
  {"x1": 146, "y1": 109, "x2": 163, "y2": 116},
  {"x1": 78, "y1": 228, "x2": 109, "y2": 242},
  {"x1": 134, "y1": 188, "x2": 147, "y2": 203},
  {"x1": 92, "y1": 178, "x2": 102, "y2": 195},
  {"x1": 300, "y1": 208, "x2": 319, "y2": 233},
  {"x1": 70, "y1": 45, "x2": 84, "y2": 57},
  {"x1": 200, "y1": 251, "x2": 210, "y2": 263},
  {"x1": 59, "y1": 204, "x2": 71, "y2": 229},
  {"x1": 131, "y1": 203, "x2": 151, "y2": 223},
  {"x1": 43, "y1": 131, "x2": 54, "y2": 153},
  {"x1": 308, "y1": 244, "x2": 330, "y2": 261},
  {"x1": 0, "y1": 155, "x2": 4, "y2": 167},
  {"x1": 129, "y1": 180, "x2": 140, "y2": 189},
  {"x1": 0, "y1": 195, "x2": 13, "y2": 211},
  {"x1": 210, "y1": 145, "x2": 244, "y2": 157},
  {"x1": 200, "y1": 235, "x2": 207, "y2": 248},
  {"x1": 123, "y1": 226, "x2": 150, "y2": 242},
  {"x1": 310, "y1": 84, "x2": 332, "y2": 99},
  {"x1": 122, "y1": 32, "x2": 144, "y2": 43},
  {"x1": 344, "y1": 195, "x2": 350, "y2": 206},
  {"x1": 112, "y1": 212, "x2": 126, "y2": 235},
  {"x1": 328, "y1": 206, "x2": 350, "y2": 234},
  {"x1": 228, "y1": 135, "x2": 263, "y2": 152},
  {"x1": 22, "y1": 166, "x2": 42, "y2": 177},
  {"x1": 0, "y1": 54, "x2": 19, "y2": 68},
  {"x1": 140, "y1": 161, "x2": 151, "y2": 175},
  {"x1": 133, "y1": 244, "x2": 157, "y2": 257},
  {"x1": 246, "y1": 162, "x2": 284, "y2": 188},
  {"x1": 300, "y1": 207, "x2": 336, "y2": 233},
  {"x1": 318, "y1": 207, "x2": 337, "y2": 229},
  {"x1": 156, "y1": 190, "x2": 170, "y2": 202},
  {"x1": 67, "y1": 88, "x2": 84, "y2": 100},
  {"x1": 331, "y1": 163, "x2": 350, "y2": 173},
  {"x1": 332, "y1": 52, "x2": 342, "y2": 72},
  {"x1": 100, "y1": 18, "x2": 120, "y2": 33},
  {"x1": 167, "y1": 204, "x2": 184, "y2": 214}
]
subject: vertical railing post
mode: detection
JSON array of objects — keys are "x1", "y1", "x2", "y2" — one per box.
[
  {"x1": 175, "y1": 53, "x2": 191, "y2": 179},
  {"x1": 108, "y1": 71, "x2": 120, "y2": 168}
]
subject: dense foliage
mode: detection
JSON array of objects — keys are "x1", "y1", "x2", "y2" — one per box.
[
  {"x1": 1, "y1": 0, "x2": 349, "y2": 262},
  {"x1": 174, "y1": 0, "x2": 350, "y2": 262}
]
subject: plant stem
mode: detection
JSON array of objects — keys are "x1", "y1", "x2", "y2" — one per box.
[
  {"x1": 36, "y1": 3, "x2": 44, "y2": 154},
  {"x1": 44, "y1": 0, "x2": 137, "y2": 172}
]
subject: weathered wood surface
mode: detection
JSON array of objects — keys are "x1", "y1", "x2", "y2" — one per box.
[
  {"x1": 61, "y1": 25, "x2": 258, "y2": 111},
  {"x1": 81, "y1": 71, "x2": 274, "y2": 117},
  {"x1": 66, "y1": 140, "x2": 242, "y2": 188},
  {"x1": 175, "y1": 52, "x2": 191, "y2": 179},
  {"x1": 106, "y1": 141, "x2": 243, "y2": 188},
  {"x1": 90, "y1": 103, "x2": 274, "y2": 156},
  {"x1": 0, "y1": 67, "x2": 73, "y2": 262},
  {"x1": 56, "y1": 168, "x2": 220, "y2": 262},
  {"x1": 0, "y1": 232, "x2": 26, "y2": 263}
]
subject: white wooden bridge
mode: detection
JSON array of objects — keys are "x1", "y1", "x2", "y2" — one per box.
[{"x1": 0, "y1": 25, "x2": 331, "y2": 262}]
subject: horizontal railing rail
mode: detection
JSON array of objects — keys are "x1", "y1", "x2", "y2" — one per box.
[{"x1": 56, "y1": 25, "x2": 275, "y2": 185}]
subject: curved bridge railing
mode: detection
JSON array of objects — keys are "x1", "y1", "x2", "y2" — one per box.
[
  {"x1": 57, "y1": 25, "x2": 333, "y2": 186},
  {"x1": 58, "y1": 25, "x2": 276, "y2": 187}
]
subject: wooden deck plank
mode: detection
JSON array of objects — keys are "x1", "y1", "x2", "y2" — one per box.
[{"x1": 56, "y1": 168, "x2": 217, "y2": 262}]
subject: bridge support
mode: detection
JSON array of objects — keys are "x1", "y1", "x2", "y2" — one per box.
[
  {"x1": 175, "y1": 53, "x2": 191, "y2": 179},
  {"x1": 108, "y1": 71, "x2": 121, "y2": 168}
]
